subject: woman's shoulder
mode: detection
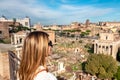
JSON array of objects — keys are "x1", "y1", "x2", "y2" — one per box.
[{"x1": 34, "y1": 71, "x2": 57, "y2": 80}]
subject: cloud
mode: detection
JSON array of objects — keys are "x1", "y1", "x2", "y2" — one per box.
[
  {"x1": 0, "y1": 0, "x2": 114, "y2": 25},
  {"x1": 60, "y1": 5, "x2": 113, "y2": 16}
]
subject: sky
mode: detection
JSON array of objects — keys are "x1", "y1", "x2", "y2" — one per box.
[{"x1": 0, "y1": 0, "x2": 120, "y2": 25}]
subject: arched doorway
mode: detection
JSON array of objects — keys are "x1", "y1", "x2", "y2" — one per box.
[{"x1": 116, "y1": 47, "x2": 120, "y2": 62}]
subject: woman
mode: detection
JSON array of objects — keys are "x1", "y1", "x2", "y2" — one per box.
[{"x1": 18, "y1": 31, "x2": 57, "y2": 80}]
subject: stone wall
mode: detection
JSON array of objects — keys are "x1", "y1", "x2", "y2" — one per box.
[{"x1": 0, "y1": 52, "x2": 10, "y2": 80}]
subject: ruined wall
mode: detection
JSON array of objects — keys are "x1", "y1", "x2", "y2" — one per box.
[{"x1": 0, "y1": 52, "x2": 10, "y2": 80}]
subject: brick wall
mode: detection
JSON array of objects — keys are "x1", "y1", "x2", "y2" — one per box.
[{"x1": 0, "y1": 22, "x2": 9, "y2": 38}]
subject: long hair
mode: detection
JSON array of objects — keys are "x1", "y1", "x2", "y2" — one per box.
[{"x1": 18, "y1": 31, "x2": 49, "y2": 80}]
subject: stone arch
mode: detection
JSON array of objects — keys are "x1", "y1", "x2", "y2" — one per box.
[{"x1": 116, "y1": 47, "x2": 120, "y2": 62}]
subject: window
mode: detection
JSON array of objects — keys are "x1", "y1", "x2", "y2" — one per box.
[
  {"x1": 0, "y1": 31, "x2": 2, "y2": 34},
  {"x1": 99, "y1": 45, "x2": 101, "y2": 48},
  {"x1": 25, "y1": 22, "x2": 28, "y2": 26},
  {"x1": 102, "y1": 46, "x2": 105, "y2": 48},
  {"x1": 0, "y1": 31, "x2": 2, "y2": 37},
  {"x1": 20, "y1": 38, "x2": 22, "y2": 43},
  {"x1": 106, "y1": 46, "x2": 108, "y2": 51},
  {"x1": 106, "y1": 36, "x2": 108, "y2": 40}
]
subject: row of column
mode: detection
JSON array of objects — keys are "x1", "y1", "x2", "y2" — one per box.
[
  {"x1": 11, "y1": 34, "x2": 25, "y2": 45},
  {"x1": 94, "y1": 43, "x2": 113, "y2": 56}
]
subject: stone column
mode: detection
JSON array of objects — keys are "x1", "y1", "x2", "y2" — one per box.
[
  {"x1": 104, "y1": 45, "x2": 106, "y2": 54},
  {"x1": 97, "y1": 44, "x2": 99, "y2": 54},
  {"x1": 18, "y1": 37, "x2": 20, "y2": 44},
  {"x1": 14, "y1": 34, "x2": 17, "y2": 45},
  {"x1": 94, "y1": 43, "x2": 96, "y2": 54},
  {"x1": 112, "y1": 44, "x2": 118, "y2": 59},
  {"x1": 95, "y1": 44, "x2": 98, "y2": 54},
  {"x1": 108, "y1": 46, "x2": 110, "y2": 55}
]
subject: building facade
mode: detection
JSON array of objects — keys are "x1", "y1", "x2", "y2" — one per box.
[
  {"x1": 0, "y1": 21, "x2": 21, "y2": 38},
  {"x1": 99, "y1": 22, "x2": 120, "y2": 27},
  {"x1": 94, "y1": 32, "x2": 120, "y2": 59},
  {"x1": 0, "y1": 16, "x2": 30, "y2": 28},
  {"x1": 11, "y1": 30, "x2": 55, "y2": 57}
]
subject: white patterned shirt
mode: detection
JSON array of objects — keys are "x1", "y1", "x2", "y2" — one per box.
[{"x1": 34, "y1": 66, "x2": 57, "y2": 80}]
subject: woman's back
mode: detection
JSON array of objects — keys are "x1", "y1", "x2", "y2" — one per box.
[
  {"x1": 34, "y1": 71, "x2": 57, "y2": 80},
  {"x1": 34, "y1": 66, "x2": 57, "y2": 80},
  {"x1": 19, "y1": 31, "x2": 57, "y2": 80}
]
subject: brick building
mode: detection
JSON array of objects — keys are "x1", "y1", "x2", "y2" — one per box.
[
  {"x1": 0, "y1": 21, "x2": 20, "y2": 39},
  {"x1": 0, "y1": 16, "x2": 30, "y2": 28},
  {"x1": 0, "y1": 22, "x2": 9, "y2": 38}
]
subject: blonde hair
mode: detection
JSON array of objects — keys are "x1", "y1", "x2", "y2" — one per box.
[{"x1": 19, "y1": 31, "x2": 49, "y2": 80}]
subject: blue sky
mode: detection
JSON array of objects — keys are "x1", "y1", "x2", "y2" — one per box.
[{"x1": 0, "y1": 0, "x2": 120, "y2": 25}]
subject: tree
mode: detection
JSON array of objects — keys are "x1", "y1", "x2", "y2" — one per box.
[
  {"x1": 80, "y1": 32, "x2": 86, "y2": 37},
  {"x1": 114, "y1": 66, "x2": 120, "y2": 80},
  {"x1": 85, "y1": 54, "x2": 118, "y2": 79},
  {"x1": 86, "y1": 30, "x2": 91, "y2": 33},
  {"x1": 9, "y1": 18, "x2": 17, "y2": 33},
  {"x1": 84, "y1": 43, "x2": 94, "y2": 54},
  {"x1": 12, "y1": 18, "x2": 16, "y2": 32}
]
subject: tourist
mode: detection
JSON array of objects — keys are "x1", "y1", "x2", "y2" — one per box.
[{"x1": 18, "y1": 31, "x2": 57, "y2": 80}]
